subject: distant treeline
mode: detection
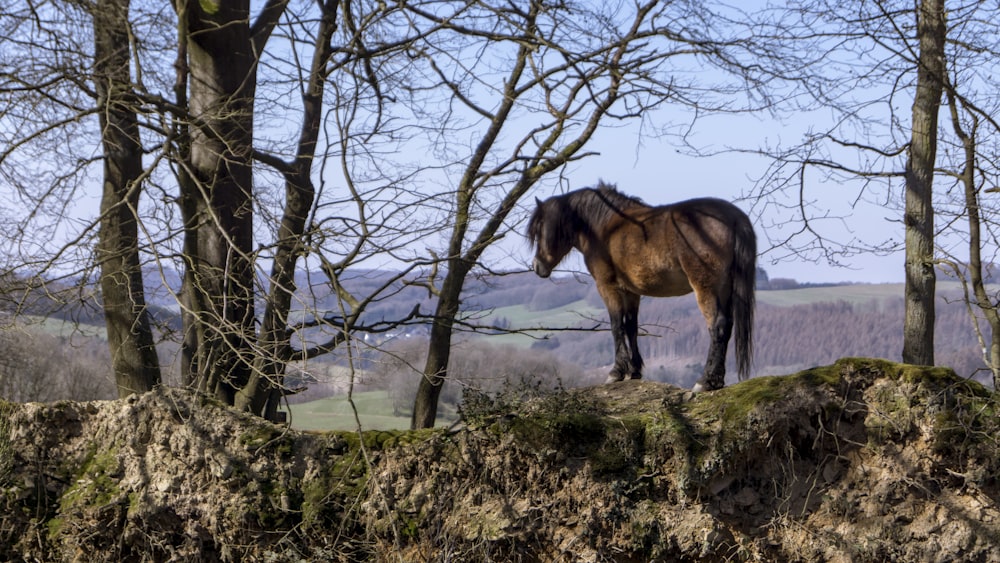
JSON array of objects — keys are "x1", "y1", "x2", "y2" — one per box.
[
  {"x1": 346, "y1": 267, "x2": 992, "y2": 389},
  {"x1": 544, "y1": 294, "x2": 986, "y2": 387},
  {"x1": 755, "y1": 267, "x2": 852, "y2": 291}
]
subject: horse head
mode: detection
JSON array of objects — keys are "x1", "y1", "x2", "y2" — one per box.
[{"x1": 527, "y1": 196, "x2": 573, "y2": 278}]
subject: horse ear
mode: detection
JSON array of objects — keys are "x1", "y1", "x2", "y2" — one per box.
[{"x1": 535, "y1": 196, "x2": 542, "y2": 206}]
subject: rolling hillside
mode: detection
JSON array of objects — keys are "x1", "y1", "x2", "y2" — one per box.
[
  {"x1": 3, "y1": 268, "x2": 992, "y2": 432},
  {"x1": 470, "y1": 279, "x2": 987, "y2": 386},
  {"x1": 278, "y1": 277, "x2": 991, "y2": 431}
]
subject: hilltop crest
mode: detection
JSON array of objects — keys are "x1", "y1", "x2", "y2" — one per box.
[{"x1": 1, "y1": 358, "x2": 998, "y2": 561}]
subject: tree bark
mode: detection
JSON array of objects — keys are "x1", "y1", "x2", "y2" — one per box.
[
  {"x1": 902, "y1": 0, "x2": 945, "y2": 366},
  {"x1": 411, "y1": 260, "x2": 470, "y2": 429},
  {"x1": 93, "y1": 0, "x2": 161, "y2": 397},
  {"x1": 178, "y1": 0, "x2": 257, "y2": 403}
]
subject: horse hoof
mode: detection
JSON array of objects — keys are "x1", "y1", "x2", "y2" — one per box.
[
  {"x1": 692, "y1": 382, "x2": 706, "y2": 393},
  {"x1": 605, "y1": 373, "x2": 625, "y2": 384},
  {"x1": 629, "y1": 373, "x2": 643, "y2": 380}
]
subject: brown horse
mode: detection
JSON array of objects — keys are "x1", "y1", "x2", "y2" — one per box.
[{"x1": 527, "y1": 182, "x2": 756, "y2": 391}]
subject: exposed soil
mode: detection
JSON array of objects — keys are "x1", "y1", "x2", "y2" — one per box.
[{"x1": 1, "y1": 358, "x2": 998, "y2": 561}]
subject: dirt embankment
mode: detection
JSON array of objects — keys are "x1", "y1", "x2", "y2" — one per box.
[{"x1": 1, "y1": 358, "x2": 998, "y2": 562}]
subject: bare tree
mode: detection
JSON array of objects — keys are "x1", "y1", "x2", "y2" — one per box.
[
  {"x1": 406, "y1": 1, "x2": 779, "y2": 428},
  {"x1": 2, "y1": 0, "x2": 449, "y2": 414},
  {"x1": 901, "y1": 0, "x2": 945, "y2": 366},
  {"x1": 172, "y1": 0, "x2": 285, "y2": 403},
  {"x1": 0, "y1": 1, "x2": 158, "y2": 398},
  {"x1": 734, "y1": 0, "x2": 989, "y2": 369},
  {"x1": 941, "y1": 92, "x2": 999, "y2": 386},
  {"x1": 934, "y1": 0, "x2": 1000, "y2": 387},
  {"x1": 93, "y1": 0, "x2": 161, "y2": 396}
]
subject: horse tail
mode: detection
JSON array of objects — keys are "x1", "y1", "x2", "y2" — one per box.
[{"x1": 732, "y1": 210, "x2": 756, "y2": 381}]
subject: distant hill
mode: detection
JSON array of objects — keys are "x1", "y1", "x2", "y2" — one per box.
[
  {"x1": 7, "y1": 266, "x2": 993, "y2": 396},
  {"x1": 481, "y1": 279, "x2": 989, "y2": 387}
]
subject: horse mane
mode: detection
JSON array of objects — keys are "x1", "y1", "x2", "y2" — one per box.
[
  {"x1": 567, "y1": 182, "x2": 646, "y2": 230},
  {"x1": 528, "y1": 181, "x2": 646, "y2": 249}
]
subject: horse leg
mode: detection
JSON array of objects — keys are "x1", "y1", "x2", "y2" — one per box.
[
  {"x1": 607, "y1": 308, "x2": 632, "y2": 383},
  {"x1": 692, "y1": 290, "x2": 734, "y2": 392},
  {"x1": 623, "y1": 292, "x2": 643, "y2": 379},
  {"x1": 601, "y1": 289, "x2": 633, "y2": 383}
]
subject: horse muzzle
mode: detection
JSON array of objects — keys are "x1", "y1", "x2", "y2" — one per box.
[{"x1": 532, "y1": 259, "x2": 551, "y2": 278}]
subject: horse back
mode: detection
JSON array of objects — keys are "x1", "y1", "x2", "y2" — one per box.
[{"x1": 597, "y1": 197, "x2": 751, "y2": 297}]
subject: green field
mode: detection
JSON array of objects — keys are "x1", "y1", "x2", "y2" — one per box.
[
  {"x1": 21, "y1": 315, "x2": 108, "y2": 340},
  {"x1": 755, "y1": 283, "x2": 905, "y2": 307},
  {"x1": 755, "y1": 281, "x2": 971, "y2": 307},
  {"x1": 475, "y1": 298, "x2": 605, "y2": 346},
  {"x1": 280, "y1": 390, "x2": 455, "y2": 431}
]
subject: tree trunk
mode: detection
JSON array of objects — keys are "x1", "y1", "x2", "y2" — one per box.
[
  {"x1": 411, "y1": 261, "x2": 470, "y2": 429},
  {"x1": 902, "y1": 0, "x2": 945, "y2": 366},
  {"x1": 236, "y1": 127, "x2": 317, "y2": 419},
  {"x1": 93, "y1": 0, "x2": 161, "y2": 397},
  {"x1": 179, "y1": 0, "x2": 257, "y2": 403},
  {"x1": 945, "y1": 82, "x2": 1000, "y2": 387},
  {"x1": 408, "y1": 0, "x2": 627, "y2": 428},
  {"x1": 409, "y1": 28, "x2": 535, "y2": 430}
]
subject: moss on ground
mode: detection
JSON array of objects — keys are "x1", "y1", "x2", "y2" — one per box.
[
  {"x1": 0, "y1": 400, "x2": 12, "y2": 487},
  {"x1": 300, "y1": 428, "x2": 442, "y2": 532},
  {"x1": 50, "y1": 443, "x2": 122, "y2": 541},
  {"x1": 686, "y1": 374, "x2": 786, "y2": 430}
]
